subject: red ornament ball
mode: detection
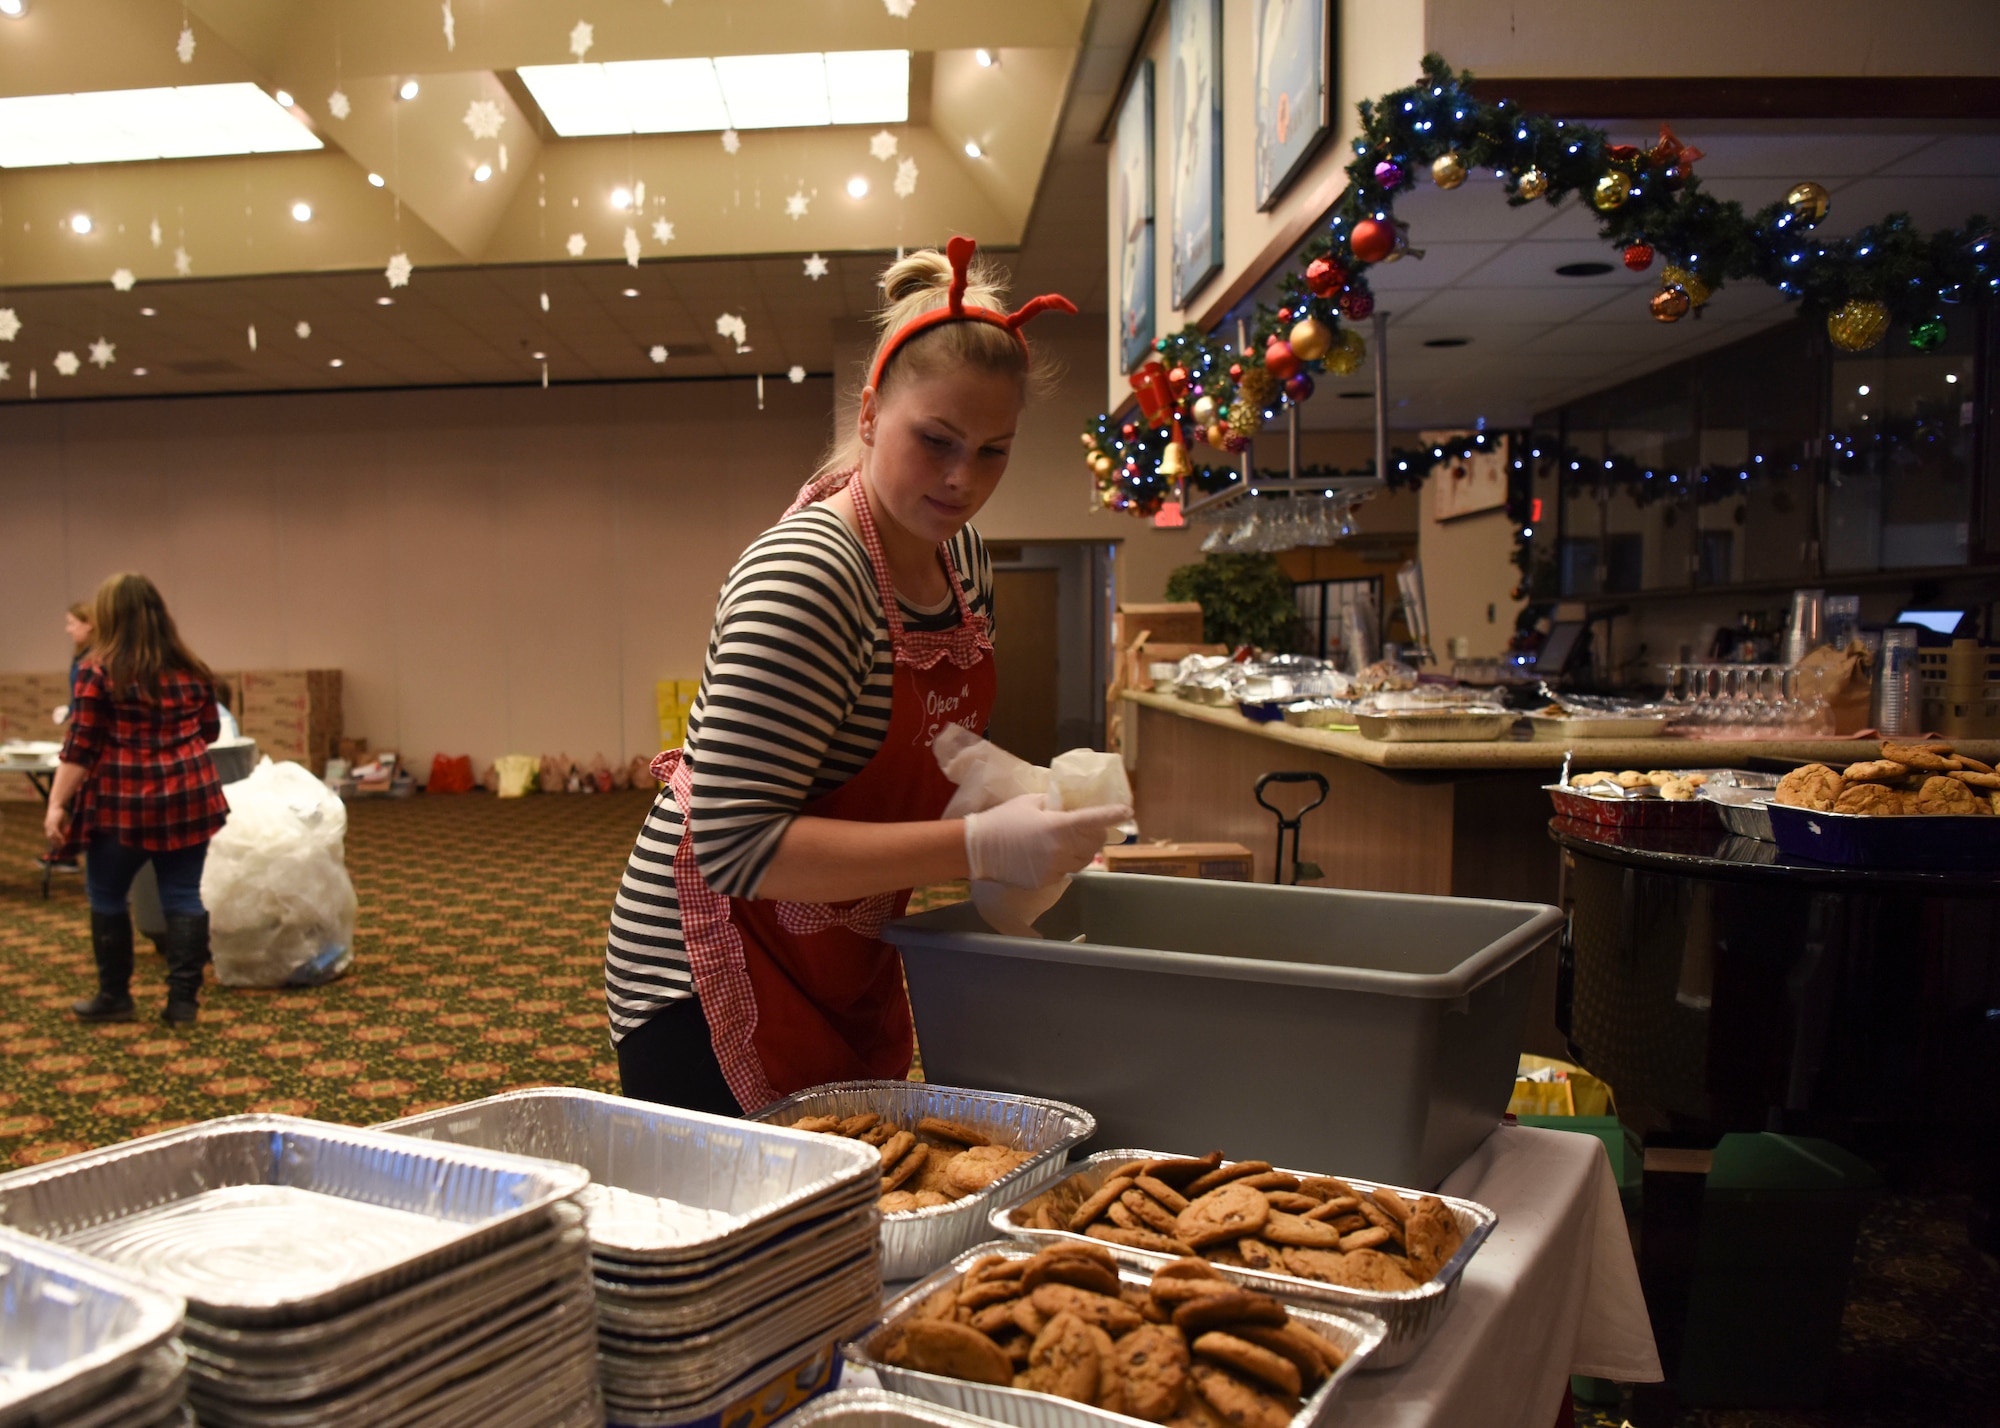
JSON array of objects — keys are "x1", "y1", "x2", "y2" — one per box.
[
  {"x1": 1284, "y1": 372, "x2": 1315, "y2": 402},
  {"x1": 1340, "y1": 289, "x2": 1375, "y2": 321},
  {"x1": 1350, "y1": 218, "x2": 1396, "y2": 265},
  {"x1": 1277, "y1": 308, "x2": 1292, "y2": 323},
  {"x1": 1120, "y1": 422, "x2": 1136, "y2": 438},
  {"x1": 1305, "y1": 256, "x2": 1348, "y2": 298},
  {"x1": 1623, "y1": 243, "x2": 1655, "y2": 272},
  {"x1": 1167, "y1": 365, "x2": 1189, "y2": 392},
  {"x1": 1228, "y1": 363, "x2": 1244, "y2": 378},
  {"x1": 1263, "y1": 339, "x2": 1302, "y2": 382}
]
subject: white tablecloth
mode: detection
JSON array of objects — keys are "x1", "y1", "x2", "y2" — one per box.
[{"x1": 1338, "y1": 1123, "x2": 1660, "y2": 1427}]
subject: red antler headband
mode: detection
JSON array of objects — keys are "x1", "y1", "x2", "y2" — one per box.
[{"x1": 868, "y1": 234, "x2": 1077, "y2": 392}]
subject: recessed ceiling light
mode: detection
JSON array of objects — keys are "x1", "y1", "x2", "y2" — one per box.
[
  {"x1": 516, "y1": 49, "x2": 908, "y2": 137},
  {"x1": 398, "y1": 79, "x2": 420, "y2": 101},
  {"x1": 133, "y1": 367, "x2": 147, "y2": 375},
  {"x1": 974, "y1": 48, "x2": 995, "y2": 67},
  {"x1": 367, "y1": 172, "x2": 385, "y2": 187},
  {"x1": 531, "y1": 351, "x2": 546, "y2": 360},
  {"x1": 273, "y1": 90, "x2": 293, "y2": 108},
  {"x1": 0, "y1": 0, "x2": 28, "y2": 20},
  {"x1": 291, "y1": 200, "x2": 312, "y2": 222},
  {"x1": 329, "y1": 358, "x2": 343, "y2": 367},
  {"x1": 0, "y1": 84, "x2": 321, "y2": 168},
  {"x1": 1946, "y1": 373, "x2": 1959, "y2": 384},
  {"x1": 610, "y1": 186, "x2": 632, "y2": 209},
  {"x1": 70, "y1": 213, "x2": 91, "y2": 234},
  {"x1": 139, "y1": 306, "x2": 156, "y2": 316},
  {"x1": 1422, "y1": 337, "x2": 1469, "y2": 348},
  {"x1": 472, "y1": 162, "x2": 492, "y2": 182},
  {"x1": 963, "y1": 140, "x2": 982, "y2": 159},
  {"x1": 847, "y1": 175, "x2": 869, "y2": 198},
  {"x1": 622, "y1": 288, "x2": 639, "y2": 297},
  {"x1": 1857, "y1": 383, "x2": 1870, "y2": 395},
  {"x1": 1554, "y1": 261, "x2": 1614, "y2": 277},
  {"x1": 376, "y1": 296, "x2": 393, "y2": 306}
]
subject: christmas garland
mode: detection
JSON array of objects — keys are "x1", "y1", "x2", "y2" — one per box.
[{"x1": 1086, "y1": 51, "x2": 1995, "y2": 518}]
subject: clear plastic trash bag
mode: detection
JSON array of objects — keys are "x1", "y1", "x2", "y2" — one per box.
[{"x1": 200, "y1": 757, "x2": 358, "y2": 987}]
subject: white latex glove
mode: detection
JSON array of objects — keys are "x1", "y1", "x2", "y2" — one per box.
[{"x1": 964, "y1": 793, "x2": 1133, "y2": 889}]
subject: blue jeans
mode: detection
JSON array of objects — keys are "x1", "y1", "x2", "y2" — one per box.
[{"x1": 86, "y1": 835, "x2": 209, "y2": 918}]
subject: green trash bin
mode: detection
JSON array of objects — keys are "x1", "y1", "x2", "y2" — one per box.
[{"x1": 1677, "y1": 1133, "x2": 1882, "y2": 1407}]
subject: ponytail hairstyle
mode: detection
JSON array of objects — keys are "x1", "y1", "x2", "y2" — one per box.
[
  {"x1": 816, "y1": 244, "x2": 1059, "y2": 480},
  {"x1": 89, "y1": 573, "x2": 214, "y2": 703}
]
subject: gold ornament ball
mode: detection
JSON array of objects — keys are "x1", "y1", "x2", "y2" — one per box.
[
  {"x1": 1228, "y1": 403, "x2": 1264, "y2": 439},
  {"x1": 1088, "y1": 451, "x2": 1113, "y2": 475},
  {"x1": 1661, "y1": 264, "x2": 1711, "y2": 309},
  {"x1": 1785, "y1": 181, "x2": 1830, "y2": 223},
  {"x1": 1236, "y1": 367, "x2": 1280, "y2": 411},
  {"x1": 1592, "y1": 171, "x2": 1632, "y2": 211},
  {"x1": 1204, "y1": 421, "x2": 1228, "y2": 448},
  {"x1": 1827, "y1": 298, "x2": 1891, "y2": 353},
  {"x1": 1190, "y1": 394, "x2": 1218, "y2": 427},
  {"x1": 1288, "y1": 317, "x2": 1333, "y2": 362},
  {"x1": 1321, "y1": 327, "x2": 1367, "y2": 377},
  {"x1": 1431, "y1": 152, "x2": 1468, "y2": 190},
  {"x1": 1079, "y1": 431, "x2": 1096, "y2": 449},
  {"x1": 1516, "y1": 167, "x2": 1550, "y2": 200},
  {"x1": 1650, "y1": 288, "x2": 1691, "y2": 323}
]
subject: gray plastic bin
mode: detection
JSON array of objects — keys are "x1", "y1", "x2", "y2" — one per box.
[{"x1": 885, "y1": 872, "x2": 1562, "y2": 1189}]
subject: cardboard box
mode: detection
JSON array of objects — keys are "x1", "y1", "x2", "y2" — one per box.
[
  {"x1": 1101, "y1": 841, "x2": 1255, "y2": 881},
  {"x1": 239, "y1": 670, "x2": 342, "y2": 774},
  {"x1": 1117, "y1": 602, "x2": 1206, "y2": 646}
]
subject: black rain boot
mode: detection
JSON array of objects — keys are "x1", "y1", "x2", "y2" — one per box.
[
  {"x1": 161, "y1": 911, "x2": 211, "y2": 1026},
  {"x1": 74, "y1": 911, "x2": 137, "y2": 1022}
]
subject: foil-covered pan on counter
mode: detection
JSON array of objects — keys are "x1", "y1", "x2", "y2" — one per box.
[
  {"x1": 749, "y1": 1082, "x2": 1095, "y2": 1282},
  {"x1": 0, "y1": 1116, "x2": 589, "y2": 1328},
  {"x1": 1353, "y1": 709, "x2": 1516, "y2": 743},
  {"x1": 988, "y1": 1150, "x2": 1496, "y2": 1370},
  {"x1": 0, "y1": 1228, "x2": 184, "y2": 1428},
  {"x1": 846, "y1": 1241, "x2": 1384, "y2": 1428}
]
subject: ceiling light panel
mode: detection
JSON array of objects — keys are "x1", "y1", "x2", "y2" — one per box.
[
  {"x1": 0, "y1": 83, "x2": 321, "y2": 168},
  {"x1": 517, "y1": 50, "x2": 907, "y2": 137}
]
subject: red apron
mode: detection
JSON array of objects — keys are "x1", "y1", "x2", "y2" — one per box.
[{"x1": 654, "y1": 472, "x2": 995, "y2": 1113}]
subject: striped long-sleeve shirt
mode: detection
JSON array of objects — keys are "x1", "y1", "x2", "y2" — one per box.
[{"x1": 604, "y1": 505, "x2": 994, "y2": 1042}]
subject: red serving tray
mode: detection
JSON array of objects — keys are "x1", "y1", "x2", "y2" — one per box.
[{"x1": 1545, "y1": 784, "x2": 1723, "y2": 830}]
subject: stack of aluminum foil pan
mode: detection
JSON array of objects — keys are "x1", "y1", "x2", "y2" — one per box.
[
  {"x1": 0, "y1": 1115, "x2": 601, "y2": 1428},
  {"x1": 0, "y1": 1228, "x2": 187, "y2": 1427},
  {"x1": 380, "y1": 1088, "x2": 885, "y2": 1427}
]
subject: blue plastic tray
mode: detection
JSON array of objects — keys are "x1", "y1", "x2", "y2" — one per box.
[{"x1": 1765, "y1": 801, "x2": 2000, "y2": 870}]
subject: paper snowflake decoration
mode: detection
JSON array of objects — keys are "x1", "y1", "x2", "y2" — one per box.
[
  {"x1": 894, "y1": 156, "x2": 919, "y2": 198},
  {"x1": 110, "y1": 269, "x2": 136, "y2": 292},
  {"x1": 803, "y1": 253, "x2": 829, "y2": 280},
  {"x1": 88, "y1": 338, "x2": 115, "y2": 369},
  {"x1": 715, "y1": 312, "x2": 747, "y2": 347},
  {"x1": 246, "y1": 324, "x2": 257, "y2": 351},
  {"x1": 883, "y1": 0, "x2": 914, "y2": 15},
  {"x1": 652, "y1": 217, "x2": 675, "y2": 245},
  {"x1": 0, "y1": 362, "x2": 9, "y2": 383},
  {"x1": 295, "y1": 321, "x2": 312, "y2": 339},
  {"x1": 569, "y1": 20, "x2": 594, "y2": 58},
  {"x1": 870, "y1": 130, "x2": 898, "y2": 162},
  {"x1": 53, "y1": 350, "x2": 80, "y2": 376},
  {"x1": 720, "y1": 129, "x2": 740, "y2": 155},
  {"x1": 463, "y1": 99, "x2": 504, "y2": 140},
  {"x1": 787, "y1": 365, "x2": 806, "y2": 384},
  {"x1": 385, "y1": 252, "x2": 413, "y2": 288},
  {"x1": 174, "y1": 247, "x2": 192, "y2": 277},
  {"x1": 176, "y1": 25, "x2": 195, "y2": 63},
  {"x1": 0, "y1": 309, "x2": 17, "y2": 342},
  {"x1": 565, "y1": 233, "x2": 587, "y2": 257},
  {"x1": 328, "y1": 89, "x2": 350, "y2": 120},
  {"x1": 442, "y1": 0, "x2": 456, "y2": 50},
  {"x1": 648, "y1": 345, "x2": 668, "y2": 363},
  {"x1": 784, "y1": 189, "x2": 810, "y2": 220},
  {"x1": 622, "y1": 226, "x2": 641, "y2": 268},
  {"x1": 149, "y1": 218, "x2": 162, "y2": 248}
]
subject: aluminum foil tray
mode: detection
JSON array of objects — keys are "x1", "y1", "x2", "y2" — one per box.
[
  {"x1": 785, "y1": 1386, "x2": 1014, "y2": 1428},
  {"x1": 0, "y1": 1226, "x2": 184, "y2": 1428},
  {"x1": 1698, "y1": 785, "x2": 1776, "y2": 841},
  {"x1": 36, "y1": 1342, "x2": 187, "y2": 1428},
  {"x1": 379, "y1": 1089, "x2": 881, "y2": 1264},
  {"x1": 847, "y1": 1242, "x2": 1384, "y2": 1428},
  {"x1": 594, "y1": 1207, "x2": 878, "y2": 1336},
  {"x1": 989, "y1": 1149, "x2": 1497, "y2": 1370},
  {"x1": 0, "y1": 1116, "x2": 588, "y2": 1327},
  {"x1": 1525, "y1": 713, "x2": 1670, "y2": 740},
  {"x1": 602, "y1": 1336, "x2": 843, "y2": 1428},
  {"x1": 1353, "y1": 709, "x2": 1514, "y2": 743},
  {"x1": 749, "y1": 1081, "x2": 1095, "y2": 1281}
]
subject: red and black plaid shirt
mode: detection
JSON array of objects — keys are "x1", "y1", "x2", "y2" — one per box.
[{"x1": 59, "y1": 662, "x2": 228, "y2": 852}]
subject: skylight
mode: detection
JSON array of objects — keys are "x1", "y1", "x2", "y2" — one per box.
[
  {"x1": 0, "y1": 83, "x2": 321, "y2": 168},
  {"x1": 517, "y1": 50, "x2": 908, "y2": 137}
]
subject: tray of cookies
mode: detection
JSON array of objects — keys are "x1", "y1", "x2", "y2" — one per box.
[
  {"x1": 848, "y1": 1240, "x2": 1384, "y2": 1428},
  {"x1": 1547, "y1": 768, "x2": 1746, "y2": 828},
  {"x1": 1765, "y1": 741, "x2": 2000, "y2": 869},
  {"x1": 986, "y1": 1150, "x2": 1494, "y2": 1369},
  {"x1": 750, "y1": 1081, "x2": 1095, "y2": 1283}
]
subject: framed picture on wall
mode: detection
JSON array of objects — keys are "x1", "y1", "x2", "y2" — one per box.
[
  {"x1": 1431, "y1": 436, "x2": 1511, "y2": 522},
  {"x1": 1115, "y1": 60, "x2": 1156, "y2": 373},
  {"x1": 1253, "y1": 0, "x2": 1335, "y2": 210},
  {"x1": 1168, "y1": 0, "x2": 1223, "y2": 308}
]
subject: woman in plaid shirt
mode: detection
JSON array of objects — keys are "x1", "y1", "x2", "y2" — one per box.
[{"x1": 43, "y1": 574, "x2": 228, "y2": 1025}]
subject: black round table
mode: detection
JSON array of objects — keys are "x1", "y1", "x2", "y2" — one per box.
[{"x1": 1550, "y1": 816, "x2": 2000, "y2": 1420}]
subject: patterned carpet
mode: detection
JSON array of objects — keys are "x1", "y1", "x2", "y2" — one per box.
[{"x1": 0, "y1": 788, "x2": 1992, "y2": 1425}]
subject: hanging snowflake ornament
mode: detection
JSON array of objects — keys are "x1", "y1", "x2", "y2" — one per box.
[
  {"x1": 787, "y1": 365, "x2": 806, "y2": 384},
  {"x1": 720, "y1": 129, "x2": 741, "y2": 155},
  {"x1": 648, "y1": 345, "x2": 668, "y2": 363},
  {"x1": 295, "y1": 321, "x2": 311, "y2": 339},
  {"x1": 651, "y1": 217, "x2": 675, "y2": 245},
  {"x1": 463, "y1": 99, "x2": 504, "y2": 140},
  {"x1": 0, "y1": 309, "x2": 18, "y2": 342},
  {"x1": 893, "y1": 156, "x2": 918, "y2": 198},
  {"x1": 882, "y1": 0, "x2": 914, "y2": 15},
  {"x1": 565, "y1": 233, "x2": 587, "y2": 257},
  {"x1": 110, "y1": 269, "x2": 136, "y2": 292},
  {"x1": 569, "y1": 20, "x2": 594, "y2": 58},
  {"x1": 88, "y1": 338, "x2": 115, "y2": 369},
  {"x1": 385, "y1": 252, "x2": 413, "y2": 288},
  {"x1": 784, "y1": 189, "x2": 810, "y2": 220},
  {"x1": 53, "y1": 351, "x2": 80, "y2": 376},
  {"x1": 539, "y1": 291, "x2": 550, "y2": 312},
  {"x1": 622, "y1": 226, "x2": 641, "y2": 267},
  {"x1": 173, "y1": 247, "x2": 192, "y2": 277},
  {"x1": 149, "y1": 218, "x2": 162, "y2": 248},
  {"x1": 803, "y1": 253, "x2": 829, "y2": 280},
  {"x1": 328, "y1": 89, "x2": 351, "y2": 119},
  {"x1": 246, "y1": 325, "x2": 257, "y2": 351},
  {"x1": 870, "y1": 130, "x2": 899, "y2": 162},
  {"x1": 715, "y1": 312, "x2": 747, "y2": 347},
  {"x1": 176, "y1": 25, "x2": 195, "y2": 63},
  {"x1": 442, "y1": 0, "x2": 456, "y2": 50},
  {"x1": 634, "y1": 180, "x2": 646, "y2": 208}
]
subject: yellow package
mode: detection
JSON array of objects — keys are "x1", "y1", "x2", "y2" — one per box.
[{"x1": 1510, "y1": 1053, "x2": 1617, "y2": 1118}]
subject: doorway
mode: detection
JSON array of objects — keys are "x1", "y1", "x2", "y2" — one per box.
[{"x1": 983, "y1": 543, "x2": 1114, "y2": 762}]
